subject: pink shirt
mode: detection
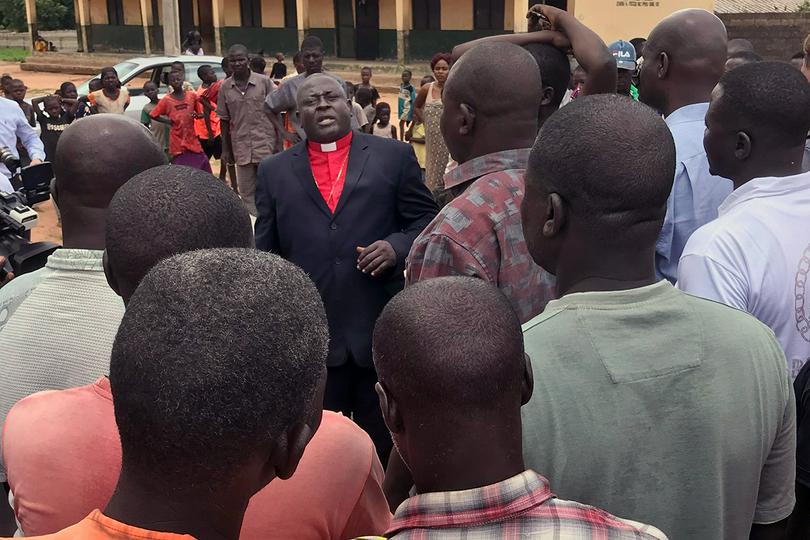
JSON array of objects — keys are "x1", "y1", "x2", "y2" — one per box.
[{"x1": 2, "y1": 378, "x2": 391, "y2": 538}]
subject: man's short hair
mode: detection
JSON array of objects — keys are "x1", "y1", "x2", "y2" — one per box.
[
  {"x1": 250, "y1": 55, "x2": 266, "y2": 72},
  {"x1": 523, "y1": 43, "x2": 572, "y2": 109},
  {"x1": 301, "y1": 35, "x2": 324, "y2": 52},
  {"x1": 373, "y1": 277, "x2": 524, "y2": 413},
  {"x1": 228, "y1": 43, "x2": 248, "y2": 57},
  {"x1": 110, "y1": 248, "x2": 328, "y2": 487},
  {"x1": 105, "y1": 165, "x2": 254, "y2": 296},
  {"x1": 716, "y1": 60, "x2": 810, "y2": 148},
  {"x1": 99, "y1": 66, "x2": 116, "y2": 79},
  {"x1": 528, "y1": 94, "x2": 675, "y2": 243}
]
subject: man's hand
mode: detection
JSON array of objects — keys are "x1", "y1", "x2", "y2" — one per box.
[
  {"x1": 356, "y1": 241, "x2": 397, "y2": 277},
  {"x1": 528, "y1": 4, "x2": 566, "y2": 30},
  {"x1": 281, "y1": 130, "x2": 302, "y2": 145},
  {"x1": 29, "y1": 159, "x2": 43, "y2": 166}
]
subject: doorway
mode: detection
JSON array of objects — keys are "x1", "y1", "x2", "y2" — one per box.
[
  {"x1": 355, "y1": 0, "x2": 379, "y2": 60},
  {"x1": 334, "y1": 0, "x2": 355, "y2": 58},
  {"x1": 196, "y1": 0, "x2": 214, "y2": 51}
]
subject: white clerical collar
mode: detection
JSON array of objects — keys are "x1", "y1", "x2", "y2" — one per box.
[{"x1": 320, "y1": 142, "x2": 338, "y2": 152}]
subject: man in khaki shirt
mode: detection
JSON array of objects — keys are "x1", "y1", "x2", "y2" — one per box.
[{"x1": 218, "y1": 43, "x2": 279, "y2": 216}]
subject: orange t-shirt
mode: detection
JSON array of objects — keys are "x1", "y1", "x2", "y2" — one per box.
[
  {"x1": 149, "y1": 91, "x2": 203, "y2": 157},
  {"x1": 3, "y1": 378, "x2": 391, "y2": 539},
  {"x1": 194, "y1": 81, "x2": 221, "y2": 140},
  {"x1": 12, "y1": 510, "x2": 195, "y2": 539}
]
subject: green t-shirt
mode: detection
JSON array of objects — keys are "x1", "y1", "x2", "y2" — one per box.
[{"x1": 521, "y1": 280, "x2": 794, "y2": 540}]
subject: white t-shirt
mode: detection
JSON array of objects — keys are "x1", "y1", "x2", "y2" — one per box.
[{"x1": 678, "y1": 170, "x2": 810, "y2": 379}]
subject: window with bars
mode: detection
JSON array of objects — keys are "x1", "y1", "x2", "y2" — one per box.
[
  {"x1": 106, "y1": 0, "x2": 124, "y2": 25},
  {"x1": 412, "y1": 0, "x2": 440, "y2": 30},
  {"x1": 283, "y1": 0, "x2": 296, "y2": 28},
  {"x1": 240, "y1": 0, "x2": 262, "y2": 28},
  {"x1": 473, "y1": 0, "x2": 504, "y2": 30}
]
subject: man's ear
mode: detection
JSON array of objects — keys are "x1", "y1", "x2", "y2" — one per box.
[
  {"x1": 272, "y1": 420, "x2": 318, "y2": 481},
  {"x1": 102, "y1": 250, "x2": 122, "y2": 298},
  {"x1": 540, "y1": 85, "x2": 555, "y2": 107},
  {"x1": 459, "y1": 103, "x2": 475, "y2": 136},
  {"x1": 657, "y1": 51, "x2": 670, "y2": 79},
  {"x1": 50, "y1": 177, "x2": 58, "y2": 207},
  {"x1": 376, "y1": 381, "x2": 403, "y2": 435},
  {"x1": 542, "y1": 192, "x2": 565, "y2": 238},
  {"x1": 734, "y1": 131, "x2": 752, "y2": 161},
  {"x1": 521, "y1": 352, "x2": 534, "y2": 406}
]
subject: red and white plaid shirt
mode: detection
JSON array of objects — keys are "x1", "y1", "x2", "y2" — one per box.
[{"x1": 380, "y1": 470, "x2": 668, "y2": 539}]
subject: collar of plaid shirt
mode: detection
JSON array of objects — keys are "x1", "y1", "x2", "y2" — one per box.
[
  {"x1": 443, "y1": 148, "x2": 532, "y2": 190},
  {"x1": 385, "y1": 470, "x2": 554, "y2": 535}
]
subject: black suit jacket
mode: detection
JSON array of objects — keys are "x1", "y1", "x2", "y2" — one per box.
[{"x1": 255, "y1": 132, "x2": 439, "y2": 367}]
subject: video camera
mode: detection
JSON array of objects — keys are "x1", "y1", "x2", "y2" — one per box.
[{"x1": 0, "y1": 146, "x2": 59, "y2": 277}]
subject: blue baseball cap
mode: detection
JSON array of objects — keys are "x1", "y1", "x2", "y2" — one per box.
[{"x1": 609, "y1": 40, "x2": 637, "y2": 71}]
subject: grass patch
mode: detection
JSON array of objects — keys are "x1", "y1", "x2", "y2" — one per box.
[{"x1": 0, "y1": 48, "x2": 31, "y2": 63}]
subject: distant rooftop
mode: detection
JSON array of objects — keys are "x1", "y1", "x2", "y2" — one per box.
[{"x1": 715, "y1": 0, "x2": 806, "y2": 13}]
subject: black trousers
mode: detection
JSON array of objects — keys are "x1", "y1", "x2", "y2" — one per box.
[{"x1": 324, "y1": 358, "x2": 392, "y2": 467}]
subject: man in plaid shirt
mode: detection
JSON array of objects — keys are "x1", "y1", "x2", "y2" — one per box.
[
  {"x1": 369, "y1": 277, "x2": 667, "y2": 539},
  {"x1": 405, "y1": 43, "x2": 556, "y2": 324}
]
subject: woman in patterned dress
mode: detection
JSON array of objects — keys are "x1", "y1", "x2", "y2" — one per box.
[{"x1": 412, "y1": 53, "x2": 452, "y2": 203}]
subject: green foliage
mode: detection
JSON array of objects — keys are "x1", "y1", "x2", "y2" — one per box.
[
  {"x1": 0, "y1": 48, "x2": 30, "y2": 62},
  {"x1": 0, "y1": 0, "x2": 75, "y2": 31},
  {"x1": 799, "y1": 0, "x2": 810, "y2": 12}
]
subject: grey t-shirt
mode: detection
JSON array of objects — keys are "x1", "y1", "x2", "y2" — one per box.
[{"x1": 521, "y1": 280, "x2": 795, "y2": 540}]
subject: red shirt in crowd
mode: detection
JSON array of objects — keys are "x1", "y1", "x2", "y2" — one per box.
[
  {"x1": 194, "y1": 80, "x2": 221, "y2": 140},
  {"x1": 150, "y1": 91, "x2": 203, "y2": 157},
  {"x1": 307, "y1": 131, "x2": 353, "y2": 213}
]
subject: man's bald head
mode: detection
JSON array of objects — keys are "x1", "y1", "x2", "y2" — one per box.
[
  {"x1": 441, "y1": 42, "x2": 541, "y2": 167},
  {"x1": 727, "y1": 38, "x2": 754, "y2": 57},
  {"x1": 53, "y1": 115, "x2": 166, "y2": 249},
  {"x1": 639, "y1": 9, "x2": 728, "y2": 115}
]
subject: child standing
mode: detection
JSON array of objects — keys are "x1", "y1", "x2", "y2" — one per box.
[
  {"x1": 141, "y1": 81, "x2": 169, "y2": 158},
  {"x1": 355, "y1": 87, "x2": 375, "y2": 133},
  {"x1": 74, "y1": 78, "x2": 101, "y2": 118},
  {"x1": 358, "y1": 67, "x2": 380, "y2": 106},
  {"x1": 270, "y1": 52, "x2": 287, "y2": 81},
  {"x1": 195, "y1": 65, "x2": 223, "y2": 170},
  {"x1": 371, "y1": 102, "x2": 396, "y2": 139},
  {"x1": 86, "y1": 67, "x2": 129, "y2": 114},
  {"x1": 149, "y1": 71, "x2": 211, "y2": 172},
  {"x1": 406, "y1": 75, "x2": 433, "y2": 174},
  {"x1": 31, "y1": 94, "x2": 73, "y2": 162},
  {"x1": 397, "y1": 69, "x2": 416, "y2": 141},
  {"x1": 9, "y1": 79, "x2": 35, "y2": 126}
]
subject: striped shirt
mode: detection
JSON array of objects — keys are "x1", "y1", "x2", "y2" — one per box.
[
  {"x1": 381, "y1": 470, "x2": 668, "y2": 539},
  {"x1": 0, "y1": 249, "x2": 125, "y2": 482}
]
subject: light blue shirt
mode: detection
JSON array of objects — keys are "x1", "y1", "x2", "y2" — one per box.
[
  {"x1": 0, "y1": 97, "x2": 45, "y2": 192},
  {"x1": 656, "y1": 102, "x2": 733, "y2": 283}
]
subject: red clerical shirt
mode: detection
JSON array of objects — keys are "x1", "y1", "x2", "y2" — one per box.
[{"x1": 307, "y1": 131, "x2": 353, "y2": 213}]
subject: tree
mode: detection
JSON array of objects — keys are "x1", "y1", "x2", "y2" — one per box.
[{"x1": 0, "y1": 0, "x2": 75, "y2": 31}]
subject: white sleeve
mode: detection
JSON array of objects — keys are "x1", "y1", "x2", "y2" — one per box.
[
  {"x1": 676, "y1": 253, "x2": 748, "y2": 311},
  {"x1": 14, "y1": 108, "x2": 45, "y2": 162}
]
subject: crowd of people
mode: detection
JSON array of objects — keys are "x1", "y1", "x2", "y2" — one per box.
[{"x1": 0, "y1": 2, "x2": 810, "y2": 539}]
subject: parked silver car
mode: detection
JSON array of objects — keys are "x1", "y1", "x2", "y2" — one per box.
[{"x1": 75, "y1": 55, "x2": 225, "y2": 122}]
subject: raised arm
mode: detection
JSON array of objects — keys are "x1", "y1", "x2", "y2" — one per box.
[
  {"x1": 529, "y1": 4, "x2": 616, "y2": 96},
  {"x1": 29, "y1": 96, "x2": 47, "y2": 122},
  {"x1": 451, "y1": 30, "x2": 570, "y2": 62}
]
